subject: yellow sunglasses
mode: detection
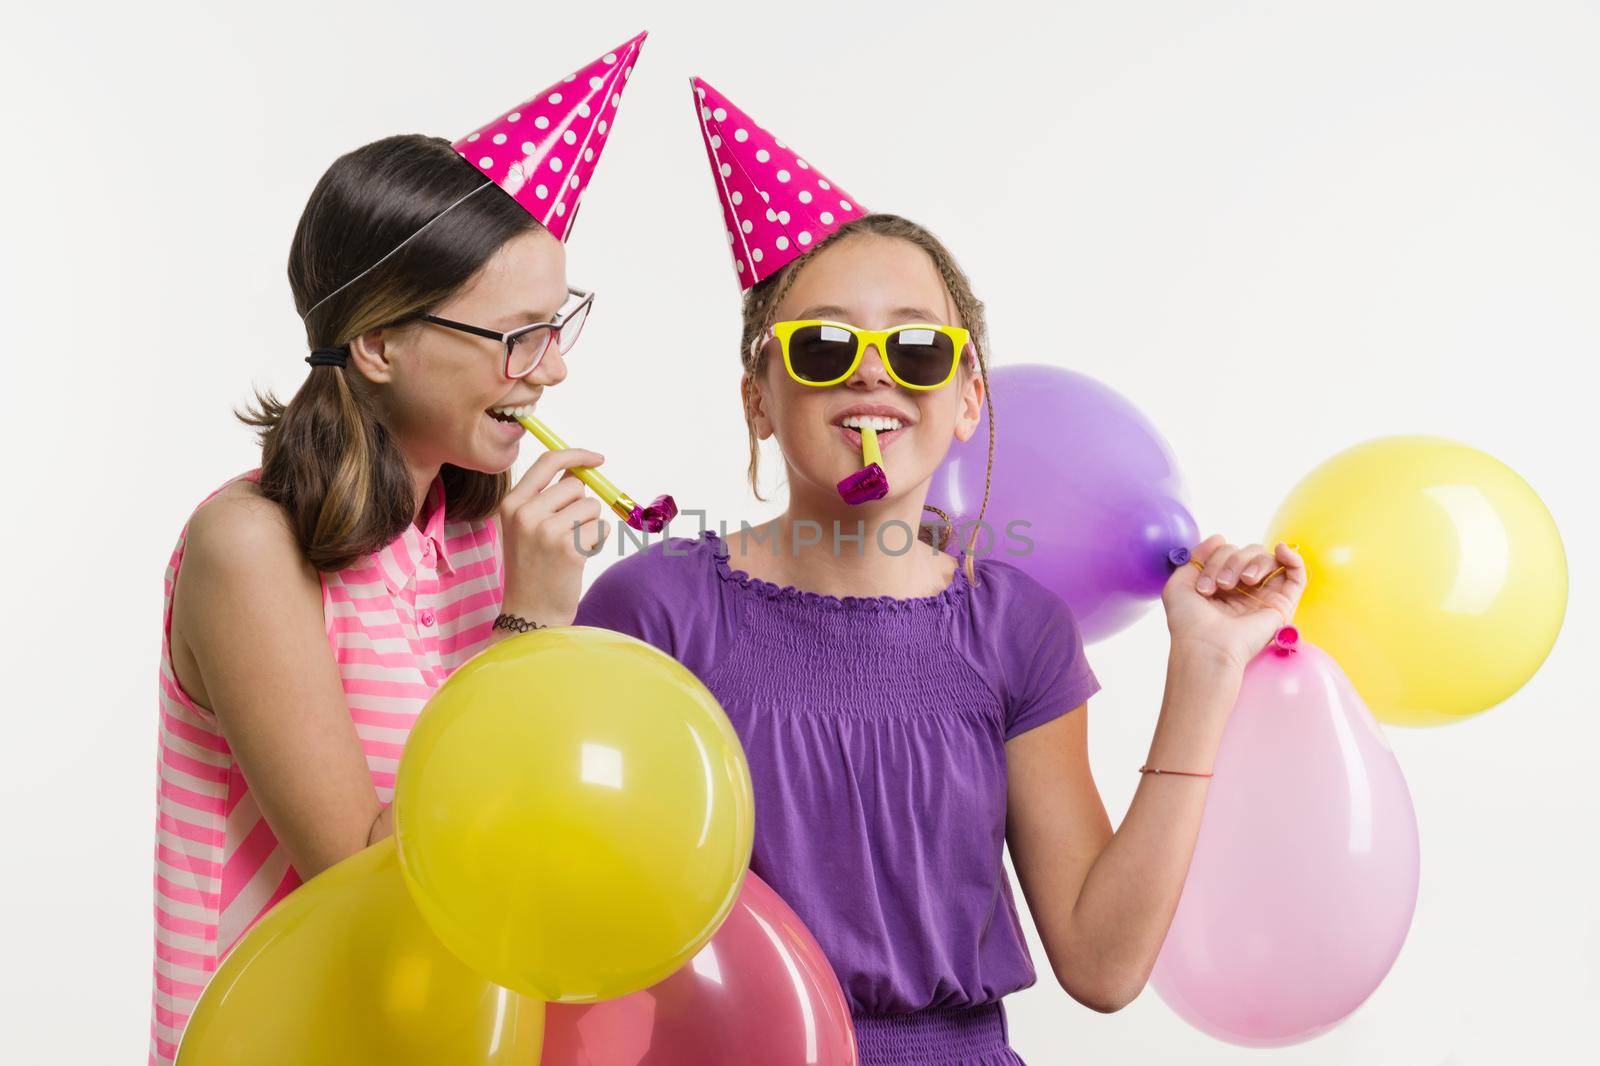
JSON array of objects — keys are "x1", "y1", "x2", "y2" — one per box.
[{"x1": 753, "y1": 319, "x2": 975, "y2": 390}]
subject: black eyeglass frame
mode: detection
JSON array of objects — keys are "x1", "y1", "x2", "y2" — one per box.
[{"x1": 418, "y1": 286, "x2": 594, "y2": 379}]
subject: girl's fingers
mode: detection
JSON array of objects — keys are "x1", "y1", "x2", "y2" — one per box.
[
  {"x1": 1241, "y1": 544, "x2": 1306, "y2": 620},
  {"x1": 1190, "y1": 536, "x2": 1234, "y2": 594},
  {"x1": 507, "y1": 471, "x2": 589, "y2": 530},
  {"x1": 502, "y1": 448, "x2": 605, "y2": 509},
  {"x1": 522, "y1": 495, "x2": 603, "y2": 553},
  {"x1": 572, "y1": 514, "x2": 610, "y2": 555},
  {"x1": 1187, "y1": 535, "x2": 1228, "y2": 592},
  {"x1": 1188, "y1": 537, "x2": 1291, "y2": 597},
  {"x1": 1211, "y1": 545, "x2": 1260, "y2": 590},
  {"x1": 1274, "y1": 542, "x2": 1308, "y2": 592},
  {"x1": 554, "y1": 494, "x2": 604, "y2": 523},
  {"x1": 551, "y1": 496, "x2": 605, "y2": 547},
  {"x1": 1240, "y1": 543, "x2": 1303, "y2": 592},
  {"x1": 1235, "y1": 544, "x2": 1278, "y2": 586},
  {"x1": 1255, "y1": 543, "x2": 1300, "y2": 581}
]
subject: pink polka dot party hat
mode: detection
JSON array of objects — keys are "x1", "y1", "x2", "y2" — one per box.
[
  {"x1": 452, "y1": 30, "x2": 647, "y2": 243},
  {"x1": 689, "y1": 76, "x2": 866, "y2": 289}
]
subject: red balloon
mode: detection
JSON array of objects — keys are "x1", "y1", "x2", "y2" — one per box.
[{"x1": 541, "y1": 871, "x2": 857, "y2": 1065}]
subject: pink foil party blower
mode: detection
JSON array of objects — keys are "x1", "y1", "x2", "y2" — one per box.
[{"x1": 837, "y1": 424, "x2": 888, "y2": 504}]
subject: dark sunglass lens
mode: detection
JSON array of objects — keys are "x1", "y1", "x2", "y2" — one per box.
[
  {"x1": 886, "y1": 327, "x2": 956, "y2": 387},
  {"x1": 788, "y1": 324, "x2": 857, "y2": 382}
]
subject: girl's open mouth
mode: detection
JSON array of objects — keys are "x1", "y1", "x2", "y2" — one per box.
[
  {"x1": 486, "y1": 402, "x2": 536, "y2": 425},
  {"x1": 836, "y1": 416, "x2": 909, "y2": 451},
  {"x1": 486, "y1": 403, "x2": 534, "y2": 439}
]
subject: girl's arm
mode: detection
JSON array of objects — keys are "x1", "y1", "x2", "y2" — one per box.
[
  {"x1": 1005, "y1": 643, "x2": 1239, "y2": 1013},
  {"x1": 172, "y1": 493, "x2": 390, "y2": 881},
  {"x1": 1004, "y1": 536, "x2": 1304, "y2": 1013}
]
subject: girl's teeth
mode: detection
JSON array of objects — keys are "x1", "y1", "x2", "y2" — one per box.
[{"x1": 841, "y1": 415, "x2": 904, "y2": 432}]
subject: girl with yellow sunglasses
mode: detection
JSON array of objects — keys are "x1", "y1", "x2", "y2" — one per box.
[{"x1": 577, "y1": 79, "x2": 1305, "y2": 1064}]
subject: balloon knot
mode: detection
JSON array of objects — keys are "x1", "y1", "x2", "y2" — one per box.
[{"x1": 1272, "y1": 625, "x2": 1300, "y2": 656}]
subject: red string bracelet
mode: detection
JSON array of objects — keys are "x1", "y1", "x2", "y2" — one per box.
[{"x1": 1139, "y1": 765, "x2": 1214, "y2": 778}]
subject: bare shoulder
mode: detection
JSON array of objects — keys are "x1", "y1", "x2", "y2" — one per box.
[
  {"x1": 183, "y1": 478, "x2": 313, "y2": 580},
  {"x1": 171, "y1": 479, "x2": 324, "y2": 708}
]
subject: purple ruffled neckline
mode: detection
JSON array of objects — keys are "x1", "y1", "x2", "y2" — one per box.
[{"x1": 702, "y1": 529, "x2": 970, "y2": 612}]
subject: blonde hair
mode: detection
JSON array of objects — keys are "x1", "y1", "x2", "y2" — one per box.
[{"x1": 737, "y1": 213, "x2": 997, "y2": 587}]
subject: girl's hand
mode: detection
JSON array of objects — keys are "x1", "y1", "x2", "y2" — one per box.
[
  {"x1": 497, "y1": 448, "x2": 611, "y2": 628},
  {"x1": 1161, "y1": 535, "x2": 1308, "y2": 671}
]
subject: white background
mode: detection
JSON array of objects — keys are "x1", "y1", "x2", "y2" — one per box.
[{"x1": 2, "y1": 1, "x2": 1595, "y2": 1062}]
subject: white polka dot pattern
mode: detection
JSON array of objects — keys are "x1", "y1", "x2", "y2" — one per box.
[
  {"x1": 450, "y1": 31, "x2": 646, "y2": 243},
  {"x1": 689, "y1": 76, "x2": 865, "y2": 290}
]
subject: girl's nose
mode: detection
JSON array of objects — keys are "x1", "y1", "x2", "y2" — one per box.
[
  {"x1": 846, "y1": 342, "x2": 893, "y2": 388},
  {"x1": 531, "y1": 345, "x2": 569, "y2": 386}
]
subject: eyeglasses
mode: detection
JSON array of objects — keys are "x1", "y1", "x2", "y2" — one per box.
[
  {"x1": 753, "y1": 319, "x2": 974, "y2": 390},
  {"x1": 419, "y1": 286, "x2": 593, "y2": 379}
]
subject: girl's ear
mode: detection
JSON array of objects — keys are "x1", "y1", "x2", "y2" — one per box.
[
  {"x1": 742, "y1": 371, "x2": 775, "y2": 440},
  {"x1": 348, "y1": 327, "x2": 398, "y2": 385},
  {"x1": 952, "y1": 359, "x2": 984, "y2": 443}
]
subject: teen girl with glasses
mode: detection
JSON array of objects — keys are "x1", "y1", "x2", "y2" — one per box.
[{"x1": 146, "y1": 32, "x2": 646, "y2": 1059}]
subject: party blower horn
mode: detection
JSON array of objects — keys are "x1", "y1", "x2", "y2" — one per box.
[
  {"x1": 837, "y1": 425, "x2": 889, "y2": 504},
  {"x1": 516, "y1": 413, "x2": 676, "y2": 531}
]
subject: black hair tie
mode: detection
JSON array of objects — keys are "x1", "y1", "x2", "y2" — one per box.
[{"x1": 305, "y1": 346, "x2": 349, "y2": 368}]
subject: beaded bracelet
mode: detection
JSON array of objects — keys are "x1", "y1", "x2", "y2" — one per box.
[{"x1": 492, "y1": 612, "x2": 547, "y2": 634}]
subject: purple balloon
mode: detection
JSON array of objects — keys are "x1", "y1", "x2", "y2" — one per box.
[
  {"x1": 927, "y1": 364, "x2": 1198, "y2": 642},
  {"x1": 1151, "y1": 642, "x2": 1420, "y2": 1046}
]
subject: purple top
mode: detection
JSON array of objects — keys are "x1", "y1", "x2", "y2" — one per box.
[{"x1": 574, "y1": 530, "x2": 1100, "y2": 1018}]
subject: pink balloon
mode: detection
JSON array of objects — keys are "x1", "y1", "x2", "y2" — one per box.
[
  {"x1": 1151, "y1": 642, "x2": 1420, "y2": 1047},
  {"x1": 541, "y1": 871, "x2": 857, "y2": 1065}
]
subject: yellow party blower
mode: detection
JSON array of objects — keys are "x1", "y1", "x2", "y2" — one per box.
[{"x1": 515, "y1": 413, "x2": 677, "y2": 532}]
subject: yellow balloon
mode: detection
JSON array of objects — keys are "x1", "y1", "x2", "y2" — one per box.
[
  {"x1": 177, "y1": 838, "x2": 543, "y2": 1065},
  {"x1": 394, "y1": 626, "x2": 755, "y2": 1003},
  {"x1": 1267, "y1": 435, "x2": 1566, "y2": 727}
]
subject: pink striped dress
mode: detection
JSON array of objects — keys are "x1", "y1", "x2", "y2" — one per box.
[{"x1": 149, "y1": 467, "x2": 503, "y2": 1065}]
